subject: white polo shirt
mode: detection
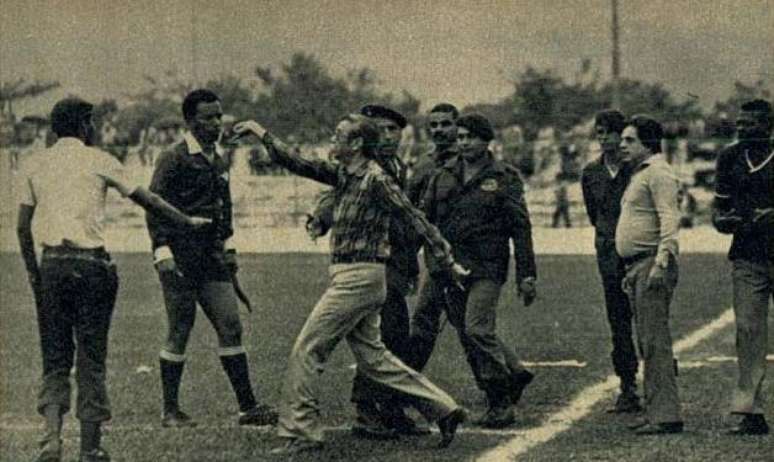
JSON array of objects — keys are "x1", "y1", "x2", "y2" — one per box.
[{"x1": 18, "y1": 137, "x2": 142, "y2": 249}]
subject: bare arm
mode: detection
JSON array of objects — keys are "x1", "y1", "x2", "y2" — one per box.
[{"x1": 16, "y1": 204, "x2": 41, "y2": 300}]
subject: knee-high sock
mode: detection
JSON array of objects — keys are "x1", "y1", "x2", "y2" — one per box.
[
  {"x1": 159, "y1": 350, "x2": 186, "y2": 413},
  {"x1": 219, "y1": 347, "x2": 257, "y2": 412}
]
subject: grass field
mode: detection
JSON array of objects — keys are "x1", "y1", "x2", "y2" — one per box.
[{"x1": 1, "y1": 253, "x2": 772, "y2": 461}]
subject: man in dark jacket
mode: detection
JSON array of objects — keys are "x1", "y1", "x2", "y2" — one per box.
[
  {"x1": 713, "y1": 99, "x2": 773, "y2": 436},
  {"x1": 147, "y1": 89, "x2": 277, "y2": 428},
  {"x1": 581, "y1": 110, "x2": 641, "y2": 413},
  {"x1": 418, "y1": 113, "x2": 537, "y2": 428}
]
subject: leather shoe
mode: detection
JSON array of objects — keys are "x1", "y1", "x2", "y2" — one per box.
[
  {"x1": 632, "y1": 421, "x2": 683, "y2": 435},
  {"x1": 35, "y1": 438, "x2": 62, "y2": 462},
  {"x1": 162, "y1": 408, "x2": 197, "y2": 428},
  {"x1": 510, "y1": 370, "x2": 534, "y2": 405},
  {"x1": 438, "y1": 407, "x2": 467, "y2": 448},
  {"x1": 385, "y1": 410, "x2": 431, "y2": 436},
  {"x1": 728, "y1": 415, "x2": 769, "y2": 435},
  {"x1": 473, "y1": 405, "x2": 516, "y2": 429},
  {"x1": 608, "y1": 390, "x2": 643, "y2": 414}
]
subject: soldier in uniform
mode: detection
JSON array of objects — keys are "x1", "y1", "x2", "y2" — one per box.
[{"x1": 419, "y1": 113, "x2": 537, "y2": 428}]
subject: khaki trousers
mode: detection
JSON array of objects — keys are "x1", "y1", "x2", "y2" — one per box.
[
  {"x1": 622, "y1": 255, "x2": 682, "y2": 424},
  {"x1": 277, "y1": 263, "x2": 458, "y2": 443}
]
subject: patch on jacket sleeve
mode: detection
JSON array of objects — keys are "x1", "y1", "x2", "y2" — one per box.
[{"x1": 480, "y1": 178, "x2": 499, "y2": 191}]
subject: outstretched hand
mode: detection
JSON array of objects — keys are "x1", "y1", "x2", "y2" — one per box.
[{"x1": 233, "y1": 120, "x2": 267, "y2": 140}]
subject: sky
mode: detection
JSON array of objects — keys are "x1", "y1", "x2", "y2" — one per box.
[{"x1": 1, "y1": 0, "x2": 772, "y2": 117}]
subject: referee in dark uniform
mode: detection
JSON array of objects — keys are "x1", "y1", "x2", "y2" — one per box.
[
  {"x1": 17, "y1": 97, "x2": 210, "y2": 462},
  {"x1": 147, "y1": 89, "x2": 276, "y2": 428},
  {"x1": 581, "y1": 110, "x2": 641, "y2": 413}
]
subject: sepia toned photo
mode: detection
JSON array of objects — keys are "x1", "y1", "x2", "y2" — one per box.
[{"x1": 1, "y1": 1, "x2": 772, "y2": 460}]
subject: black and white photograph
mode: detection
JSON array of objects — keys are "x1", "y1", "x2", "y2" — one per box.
[{"x1": 1, "y1": 1, "x2": 772, "y2": 460}]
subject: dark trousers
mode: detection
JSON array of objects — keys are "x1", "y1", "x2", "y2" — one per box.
[
  {"x1": 446, "y1": 279, "x2": 526, "y2": 397},
  {"x1": 595, "y1": 236, "x2": 638, "y2": 388},
  {"x1": 410, "y1": 275, "x2": 525, "y2": 397},
  {"x1": 36, "y1": 250, "x2": 118, "y2": 422},
  {"x1": 351, "y1": 282, "x2": 411, "y2": 404},
  {"x1": 407, "y1": 272, "x2": 448, "y2": 371}
]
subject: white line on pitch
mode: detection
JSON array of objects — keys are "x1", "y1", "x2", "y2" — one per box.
[
  {"x1": 475, "y1": 308, "x2": 736, "y2": 462},
  {"x1": 0, "y1": 422, "x2": 520, "y2": 437}
]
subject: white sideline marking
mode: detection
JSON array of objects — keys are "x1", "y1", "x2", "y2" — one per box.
[
  {"x1": 476, "y1": 308, "x2": 735, "y2": 462},
  {"x1": 0, "y1": 422, "x2": 519, "y2": 437},
  {"x1": 347, "y1": 359, "x2": 588, "y2": 371}
]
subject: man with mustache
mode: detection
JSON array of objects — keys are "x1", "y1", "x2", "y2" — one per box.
[{"x1": 417, "y1": 113, "x2": 537, "y2": 428}]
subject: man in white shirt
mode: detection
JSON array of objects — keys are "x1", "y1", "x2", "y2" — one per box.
[{"x1": 17, "y1": 97, "x2": 210, "y2": 462}]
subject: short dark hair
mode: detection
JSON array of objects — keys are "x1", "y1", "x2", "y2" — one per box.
[
  {"x1": 594, "y1": 109, "x2": 626, "y2": 135},
  {"x1": 342, "y1": 114, "x2": 381, "y2": 159},
  {"x1": 627, "y1": 115, "x2": 663, "y2": 153},
  {"x1": 456, "y1": 113, "x2": 495, "y2": 141},
  {"x1": 182, "y1": 89, "x2": 220, "y2": 122},
  {"x1": 429, "y1": 103, "x2": 459, "y2": 119},
  {"x1": 50, "y1": 97, "x2": 94, "y2": 138},
  {"x1": 740, "y1": 98, "x2": 772, "y2": 127}
]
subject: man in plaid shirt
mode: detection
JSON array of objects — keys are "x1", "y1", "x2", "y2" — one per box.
[{"x1": 234, "y1": 115, "x2": 469, "y2": 456}]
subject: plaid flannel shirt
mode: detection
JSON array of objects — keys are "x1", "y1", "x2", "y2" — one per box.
[{"x1": 263, "y1": 134, "x2": 453, "y2": 267}]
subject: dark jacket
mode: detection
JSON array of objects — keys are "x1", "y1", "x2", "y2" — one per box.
[
  {"x1": 146, "y1": 138, "x2": 233, "y2": 250},
  {"x1": 422, "y1": 153, "x2": 537, "y2": 285},
  {"x1": 407, "y1": 145, "x2": 458, "y2": 206},
  {"x1": 581, "y1": 156, "x2": 633, "y2": 239},
  {"x1": 713, "y1": 141, "x2": 774, "y2": 263}
]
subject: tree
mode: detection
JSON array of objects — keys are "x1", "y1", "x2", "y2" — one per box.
[{"x1": 0, "y1": 79, "x2": 60, "y2": 119}]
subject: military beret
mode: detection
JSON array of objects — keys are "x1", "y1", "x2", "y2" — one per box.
[
  {"x1": 360, "y1": 104, "x2": 407, "y2": 129},
  {"x1": 456, "y1": 113, "x2": 494, "y2": 141}
]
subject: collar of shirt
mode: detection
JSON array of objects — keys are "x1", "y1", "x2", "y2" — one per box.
[
  {"x1": 183, "y1": 132, "x2": 224, "y2": 157},
  {"x1": 633, "y1": 152, "x2": 665, "y2": 172},
  {"x1": 53, "y1": 137, "x2": 86, "y2": 150}
]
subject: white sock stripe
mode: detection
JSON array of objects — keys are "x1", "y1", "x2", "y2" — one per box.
[
  {"x1": 159, "y1": 350, "x2": 186, "y2": 363},
  {"x1": 218, "y1": 346, "x2": 246, "y2": 357}
]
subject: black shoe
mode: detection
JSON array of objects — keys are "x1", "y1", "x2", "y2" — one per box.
[
  {"x1": 608, "y1": 390, "x2": 643, "y2": 414},
  {"x1": 79, "y1": 447, "x2": 111, "y2": 462},
  {"x1": 34, "y1": 438, "x2": 62, "y2": 462},
  {"x1": 509, "y1": 370, "x2": 534, "y2": 405},
  {"x1": 728, "y1": 415, "x2": 769, "y2": 436},
  {"x1": 270, "y1": 438, "x2": 324, "y2": 456},
  {"x1": 632, "y1": 421, "x2": 684, "y2": 435},
  {"x1": 473, "y1": 405, "x2": 516, "y2": 429},
  {"x1": 238, "y1": 403, "x2": 278, "y2": 426},
  {"x1": 437, "y1": 407, "x2": 467, "y2": 448},
  {"x1": 162, "y1": 408, "x2": 197, "y2": 428},
  {"x1": 382, "y1": 408, "x2": 431, "y2": 437}
]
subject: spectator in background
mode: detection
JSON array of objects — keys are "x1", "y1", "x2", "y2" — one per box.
[{"x1": 551, "y1": 173, "x2": 571, "y2": 228}]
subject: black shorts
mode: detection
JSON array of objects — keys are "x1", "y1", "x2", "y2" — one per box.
[{"x1": 169, "y1": 240, "x2": 231, "y2": 282}]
